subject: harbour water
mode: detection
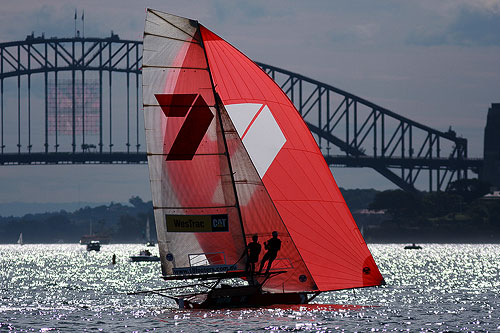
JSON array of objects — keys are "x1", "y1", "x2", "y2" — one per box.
[{"x1": 1, "y1": 244, "x2": 499, "y2": 331}]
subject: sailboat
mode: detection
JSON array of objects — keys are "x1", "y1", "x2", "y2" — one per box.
[
  {"x1": 130, "y1": 217, "x2": 160, "y2": 261},
  {"x1": 79, "y1": 220, "x2": 110, "y2": 245},
  {"x1": 141, "y1": 9, "x2": 384, "y2": 309},
  {"x1": 17, "y1": 232, "x2": 23, "y2": 245},
  {"x1": 145, "y1": 217, "x2": 155, "y2": 247}
]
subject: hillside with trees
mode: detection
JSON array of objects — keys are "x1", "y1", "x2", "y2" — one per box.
[
  {"x1": 366, "y1": 179, "x2": 500, "y2": 242},
  {"x1": 0, "y1": 196, "x2": 154, "y2": 244},
  {"x1": 2, "y1": 180, "x2": 499, "y2": 243}
]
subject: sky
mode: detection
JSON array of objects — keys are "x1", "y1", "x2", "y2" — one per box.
[{"x1": 0, "y1": 0, "x2": 499, "y2": 209}]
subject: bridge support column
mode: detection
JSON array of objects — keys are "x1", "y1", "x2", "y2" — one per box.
[{"x1": 483, "y1": 103, "x2": 500, "y2": 189}]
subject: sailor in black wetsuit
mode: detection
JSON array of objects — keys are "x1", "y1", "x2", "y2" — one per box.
[
  {"x1": 259, "y1": 231, "x2": 281, "y2": 274},
  {"x1": 245, "y1": 234, "x2": 261, "y2": 275}
]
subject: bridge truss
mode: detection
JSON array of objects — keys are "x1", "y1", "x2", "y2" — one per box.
[
  {"x1": 257, "y1": 63, "x2": 482, "y2": 192},
  {"x1": 0, "y1": 35, "x2": 482, "y2": 192}
]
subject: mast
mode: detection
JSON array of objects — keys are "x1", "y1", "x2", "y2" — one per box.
[
  {"x1": 198, "y1": 23, "x2": 248, "y2": 254},
  {"x1": 146, "y1": 217, "x2": 151, "y2": 243}
]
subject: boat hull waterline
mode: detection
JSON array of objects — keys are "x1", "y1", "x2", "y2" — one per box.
[{"x1": 130, "y1": 255, "x2": 161, "y2": 262}]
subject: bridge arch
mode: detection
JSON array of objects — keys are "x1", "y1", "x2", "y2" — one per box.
[
  {"x1": 0, "y1": 34, "x2": 142, "y2": 157},
  {"x1": 0, "y1": 35, "x2": 481, "y2": 191}
]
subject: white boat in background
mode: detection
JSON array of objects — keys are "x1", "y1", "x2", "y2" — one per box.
[
  {"x1": 86, "y1": 241, "x2": 101, "y2": 252},
  {"x1": 17, "y1": 232, "x2": 23, "y2": 245}
]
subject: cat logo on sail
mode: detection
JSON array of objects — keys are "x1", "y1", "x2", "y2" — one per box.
[
  {"x1": 154, "y1": 93, "x2": 214, "y2": 161},
  {"x1": 166, "y1": 214, "x2": 229, "y2": 232}
]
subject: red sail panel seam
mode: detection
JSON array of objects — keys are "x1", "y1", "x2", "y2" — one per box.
[
  {"x1": 220, "y1": 36, "x2": 277, "y2": 101},
  {"x1": 206, "y1": 39, "x2": 242, "y2": 100},
  {"x1": 240, "y1": 104, "x2": 266, "y2": 140},
  {"x1": 208, "y1": 28, "x2": 268, "y2": 101},
  {"x1": 277, "y1": 203, "x2": 364, "y2": 275},
  {"x1": 300, "y1": 199, "x2": 367, "y2": 264},
  {"x1": 223, "y1": 45, "x2": 268, "y2": 100},
  {"x1": 319, "y1": 200, "x2": 368, "y2": 262}
]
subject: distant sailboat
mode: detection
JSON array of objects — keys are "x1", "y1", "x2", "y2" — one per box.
[
  {"x1": 80, "y1": 220, "x2": 110, "y2": 245},
  {"x1": 17, "y1": 232, "x2": 23, "y2": 245},
  {"x1": 145, "y1": 217, "x2": 155, "y2": 247}
]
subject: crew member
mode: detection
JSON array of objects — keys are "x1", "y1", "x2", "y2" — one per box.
[
  {"x1": 259, "y1": 231, "x2": 281, "y2": 274},
  {"x1": 246, "y1": 234, "x2": 261, "y2": 274}
]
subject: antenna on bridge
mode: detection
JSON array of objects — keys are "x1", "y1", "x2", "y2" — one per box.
[
  {"x1": 82, "y1": 10, "x2": 85, "y2": 38},
  {"x1": 74, "y1": 9, "x2": 77, "y2": 37}
]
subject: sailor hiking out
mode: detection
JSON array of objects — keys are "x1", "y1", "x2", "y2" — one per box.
[{"x1": 259, "y1": 231, "x2": 281, "y2": 274}]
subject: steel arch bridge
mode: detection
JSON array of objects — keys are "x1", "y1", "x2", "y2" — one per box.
[{"x1": 0, "y1": 34, "x2": 482, "y2": 192}]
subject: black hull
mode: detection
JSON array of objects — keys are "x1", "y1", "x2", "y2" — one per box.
[
  {"x1": 177, "y1": 285, "x2": 309, "y2": 309},
  {"x1": 129, "y1": 256, "x2": 160, "y2": 262}
]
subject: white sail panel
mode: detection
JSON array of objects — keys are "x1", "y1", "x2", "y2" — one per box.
[
  {"x1": 225, "y1": 103, "x2": 262, "y2": 137},
  {"x1": 145, "y1": 11, "x2": 198, "y2": 42}
]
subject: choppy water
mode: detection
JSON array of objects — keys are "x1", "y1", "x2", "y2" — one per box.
[{"x1": 1, "y1": 244, "x2": 499, "y2": 332}]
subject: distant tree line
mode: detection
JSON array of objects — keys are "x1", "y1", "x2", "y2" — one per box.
[
  {"x1": 367, "y1": 179, "x2": 500, "y2": 242},
  {"x1": 0, "y1": 196, "x2": 155, "y2": 244},
  {"x1": 2, "y1": 180, "x2": 499, "y2": 244}
]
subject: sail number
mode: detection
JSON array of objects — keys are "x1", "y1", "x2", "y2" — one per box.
[{"x1": 166, "y1": 214, "x2": 229, "y2": 232}]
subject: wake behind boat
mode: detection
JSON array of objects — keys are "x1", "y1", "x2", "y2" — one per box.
[{"x1": 137, "y1": 8, "x2": 385, "y2": 309}]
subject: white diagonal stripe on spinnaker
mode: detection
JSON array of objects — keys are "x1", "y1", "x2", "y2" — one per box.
[{"x1": 225, "y1": 103, "x2": 262, "y2": 137}]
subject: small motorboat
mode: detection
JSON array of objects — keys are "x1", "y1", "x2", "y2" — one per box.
[
  {"x1": 404, "y1": 243, "x2": 422, "y2": 250},
  {"x1": 86, "y1": 241, "x2": 101, "y2": 252},
  {"x1": 130, "y1": 249, "x2": 160, "y2": 262}
]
